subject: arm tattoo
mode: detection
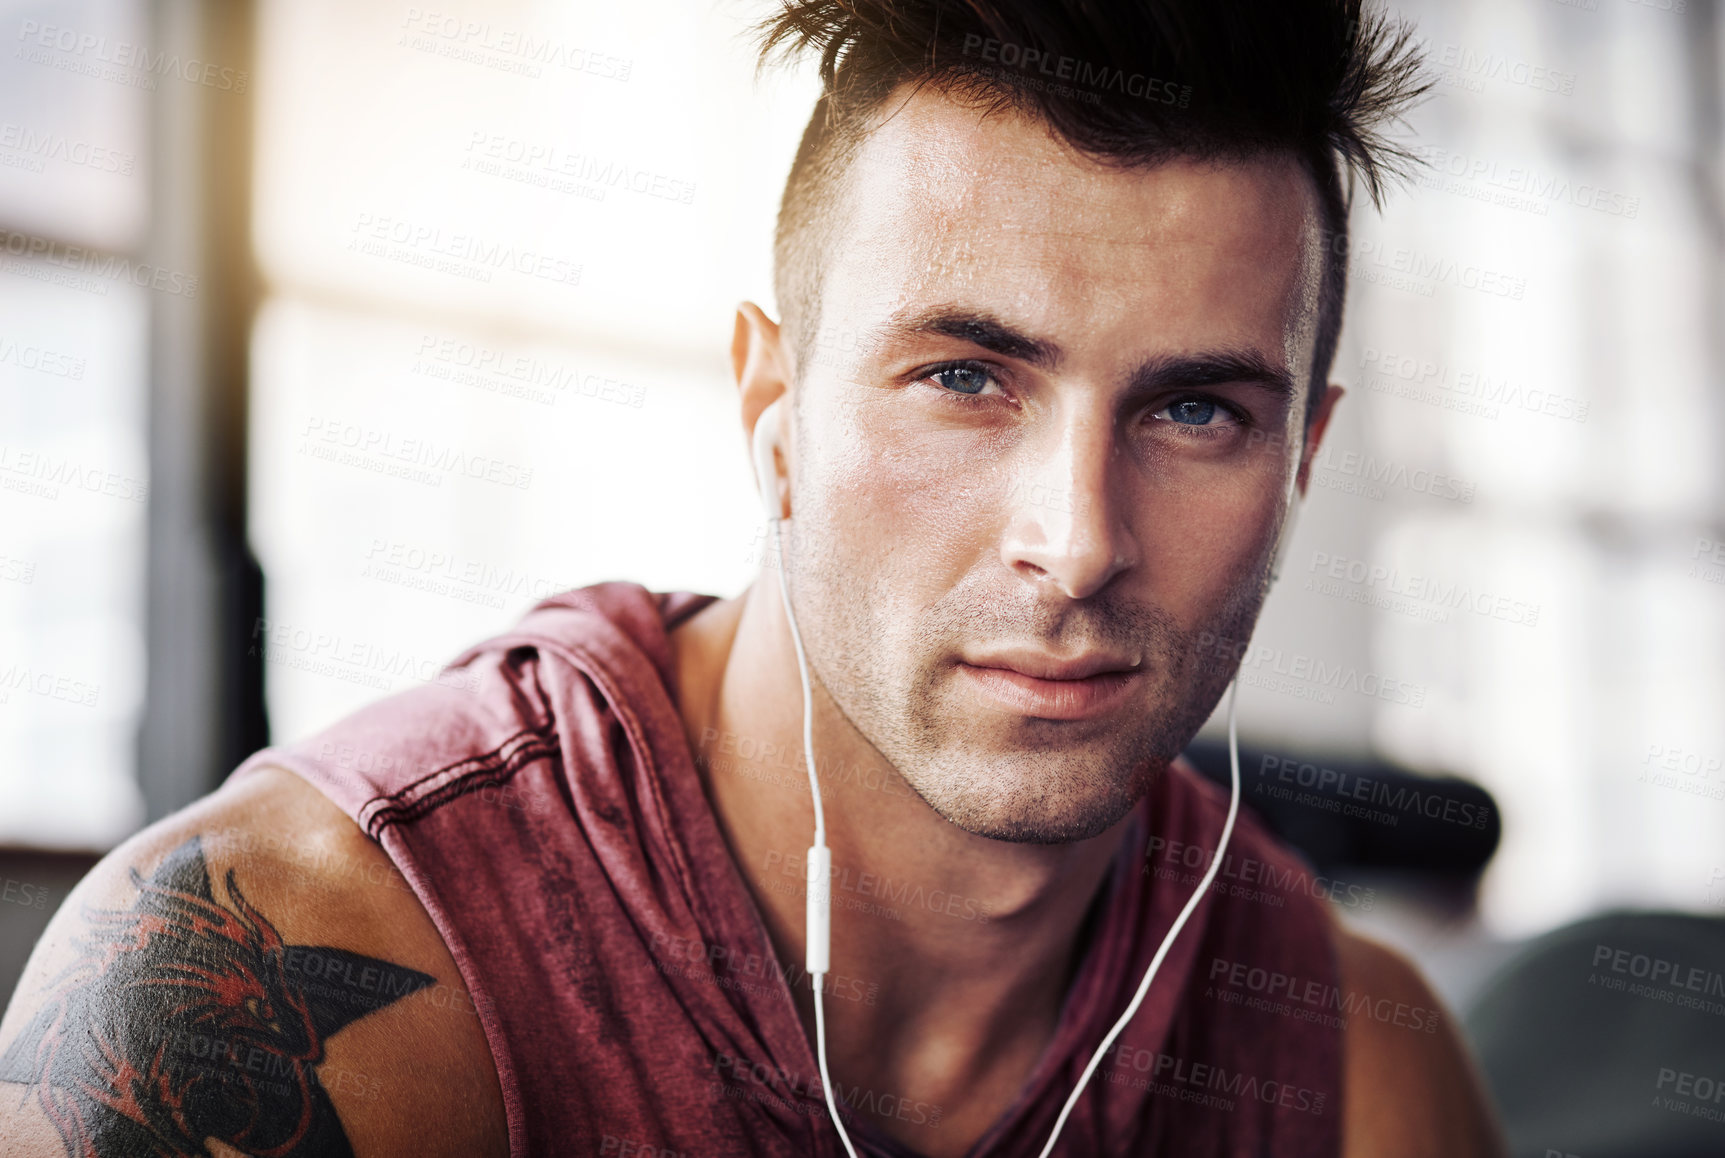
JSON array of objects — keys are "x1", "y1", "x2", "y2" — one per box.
[{"x1": 0, "y1": 837, "x2": 433, "y2": 1157}]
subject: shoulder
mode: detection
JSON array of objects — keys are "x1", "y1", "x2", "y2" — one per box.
[
  {"x1": 0, "y1": 766, "x2": 508, "y2": 1158},
  {"x1": 1333, "y1": 924, "x2": 1506, "y2": 1158}
]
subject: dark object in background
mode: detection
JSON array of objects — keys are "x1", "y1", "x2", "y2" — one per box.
[
  {"x1": 0, "y1": 850, "x2": 99, "y2": 1009},
  {"x1": 1183, "y1": 738, "x2": 1501, "y2": 879},
  {"x1": 1466, "y1": 911, "x2": 1725, "y2": 1158}
]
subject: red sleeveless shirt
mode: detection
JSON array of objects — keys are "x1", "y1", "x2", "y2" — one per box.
[{"x1": 232, "y1": 583, "x2": 1343, "y2": 1157}]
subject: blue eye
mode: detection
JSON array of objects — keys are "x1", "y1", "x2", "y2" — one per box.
[
  {"x1": 1165, "y1": 399, "x2": 1218, "y2": 425},
  {"x1": 931, "y1": 365, "x2": 997, "y2": 396}
]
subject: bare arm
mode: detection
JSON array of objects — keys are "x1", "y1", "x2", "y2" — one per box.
[
  {"x1": 1337, "y1": 925, "x2": 1506, "y2": 1158},
  {"x1": 0, "y1": 768, "x2": 508, "y2": 1158}
]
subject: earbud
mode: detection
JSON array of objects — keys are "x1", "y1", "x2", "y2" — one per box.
[{"x1": 752, "y1": 399, "x2": 785, "y2": 520}]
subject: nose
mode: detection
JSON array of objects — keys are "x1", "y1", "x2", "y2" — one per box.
[{"x1": 999, "y1": 415, "x2": 1138, "y2": 600}]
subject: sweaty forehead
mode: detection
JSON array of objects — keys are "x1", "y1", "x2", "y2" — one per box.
[{"x1": 823, "y1": 84, "x2": 1324, "y2": 369}]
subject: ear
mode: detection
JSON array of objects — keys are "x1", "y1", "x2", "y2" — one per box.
[
  {"x1": 1294, "y1": 383, "x2": 1344, "y2": 498},
  {"x1": 733, "y1": 302, "x2": 792, "y2": 440},
  {"x1": 733, "y1": 302, "x2": 793, "y2": 515}
]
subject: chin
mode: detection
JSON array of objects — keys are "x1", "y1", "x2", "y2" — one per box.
[{"x1": 905, "y1": 756, "x2": 1148, "y2": 845}]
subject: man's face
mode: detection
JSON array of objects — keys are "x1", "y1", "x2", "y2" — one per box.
[{"x1": 780, "y1": 86, "x2": 1326, "y2": 844}]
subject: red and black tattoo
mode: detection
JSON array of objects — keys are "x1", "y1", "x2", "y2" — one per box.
[{"x1": 0, "y1": 836, "x2": 433, "y2": 1157}]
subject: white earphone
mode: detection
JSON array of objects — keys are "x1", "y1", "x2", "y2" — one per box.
[{"x1": 751, "y1": 398, "x2": 1254, "y2": 1157}]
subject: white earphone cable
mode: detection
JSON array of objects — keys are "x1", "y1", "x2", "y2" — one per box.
[
  {"x1": 1031, "y1": 674, "x2": 1243, "y2": 1158},
  {"x1": 771, "y1": 516, "x2": 861, "y2": 1158},
  {"x1": 772, "y1": 518, "x2": 828, "y2": 847}
]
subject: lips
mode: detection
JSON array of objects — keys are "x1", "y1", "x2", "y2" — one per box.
[
  {"x1": 967, "y1": 649, "x2": 1138, "y2": 681},
  {"x1": 956, "y1": 650, "x2": 1142, "y2": 721}
]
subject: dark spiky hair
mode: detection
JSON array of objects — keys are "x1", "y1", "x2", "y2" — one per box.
[{"x1": 756, "y1": 0, "x2": 1431, "y2": 417}]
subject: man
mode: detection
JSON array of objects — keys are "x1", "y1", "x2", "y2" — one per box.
[{"x1": 0, "y1": 1, "x2": 1506, "y2": 1154}]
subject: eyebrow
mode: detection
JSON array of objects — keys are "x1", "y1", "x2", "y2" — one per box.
[
  {"x1": 878, "y1": 307, "x2": 1063, "y2": 369},
  {"x1": 876, "y1": 306, "x2": 1296, "y2": 399},
  {"x1": 1129, "y1": 349, "x2": 1297, "y2": 401}
]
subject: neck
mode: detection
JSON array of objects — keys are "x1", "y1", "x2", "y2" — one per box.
[{"x1": 670, "y1": 579, "x2": 1136, "y2": 1154}]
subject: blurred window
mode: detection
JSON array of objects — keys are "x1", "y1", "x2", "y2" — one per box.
[
  {"x1": 0, "y1": 0, "x2": 153, "y2": 847},
  {"x1": 249, "y1": 0, "x2": 816, "y2": 740}
]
